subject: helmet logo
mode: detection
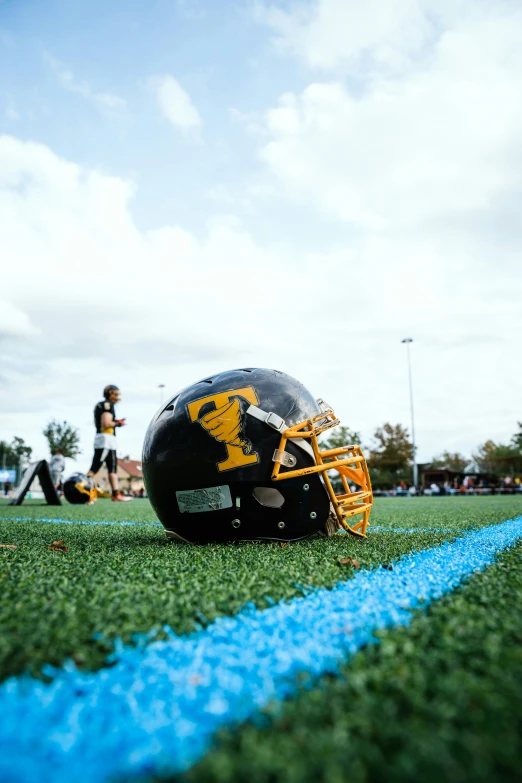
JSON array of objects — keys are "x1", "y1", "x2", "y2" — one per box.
[{"x1": 187, "y1": 387, "x2": 260, "y2": 472}]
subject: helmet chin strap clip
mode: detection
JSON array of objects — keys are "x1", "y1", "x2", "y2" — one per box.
[
  {"x1": 246, "y1": 405, "x2": 316, "y2": 461},
  {"x1": 246, "y1": 405, "x2": 286, "y2": 432}
]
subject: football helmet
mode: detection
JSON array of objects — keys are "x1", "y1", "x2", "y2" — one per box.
[
  {"x1": 103, "y1": 385, "x2": 121, "y2": 404},
  {"x1": 143, "y1": 368, "x2": 373, "y2": 543},
  {"x1": 63, "y1": 473, "x2": 96, "y2": 505}
]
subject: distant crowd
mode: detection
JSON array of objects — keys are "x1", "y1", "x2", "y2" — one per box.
[{"x1": 378, "y1": 475, "x2": 522, "y2": 497}]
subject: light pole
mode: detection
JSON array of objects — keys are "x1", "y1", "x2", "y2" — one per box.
[
  {"x1": 158, "y1": 384, "x2": 165, "y2": 406},
  {"x1": 401, "y1": 338, "x2": 418, "y2": 488}
]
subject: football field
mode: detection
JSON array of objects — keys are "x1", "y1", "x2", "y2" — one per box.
[{"x1": 1, "y1": 496, "x2": 522, "y2": 782}]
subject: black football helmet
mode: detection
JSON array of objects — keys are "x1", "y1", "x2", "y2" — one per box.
[
  {"x1": 63, "y1": 473, "x2": 96, "y2": 505},
  {"x1": 143, "y1": 368, "x2": 373, "y2": 543}
]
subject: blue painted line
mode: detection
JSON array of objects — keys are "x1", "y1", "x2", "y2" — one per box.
[
  {"x1": 0, "y1": 516, "x2": 162, "y2": 527},
  {"x1": 368, "y1": 526, "x2": 454, "y2": 534},
  {"x1": 0, "y1": 516, "x2": 521, "y2": 783}
]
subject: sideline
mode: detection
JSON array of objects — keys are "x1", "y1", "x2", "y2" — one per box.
[{"x1": 1, "y1": 516, "x2": 522, "y2": 783}]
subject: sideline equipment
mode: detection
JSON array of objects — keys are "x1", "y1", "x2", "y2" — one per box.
[
  {"x1": 143, "y1": 368, "x2": 372, "y2": 543},
  {"x1": 63, "y1": 473, "x2": 97, "y2": 505},
  {"x1": 8, "y1": 460, "x2": 61, "y2": 506}
]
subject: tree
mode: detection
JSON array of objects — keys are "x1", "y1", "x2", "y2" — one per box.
[
  {"x1": 320, "y1": 425, "x2": 361, "y2": 452},
  {"x1": 367, "y1": 423, "x2": 414, "y2": 489},
  {"x1": 430, "y1": 451, "x2": 469, "y2": 472},
  {"x1": 473, "y1": 440, "x2": 522, "y2": 476},
  {"x1": 0, "y1": 437, "x2": 32, "y2": 466},
  {"x1": 43, "y1": 420, "x2": 81, "y2": 458},
  {"x1": 368, "y1": 423, "x2": 413, "y2": 473}
]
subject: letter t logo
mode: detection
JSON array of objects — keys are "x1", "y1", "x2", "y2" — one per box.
[{"x1": 187, "y1": 387, "x2": 260, "y2": 472}]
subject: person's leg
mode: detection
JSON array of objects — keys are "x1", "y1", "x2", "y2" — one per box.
[
  {"x1": 87, "y1": 449, "x2": 105, "y2": 478},
  {"x1": 107, "y1": 450, "x2": 131, "y2": 502},
  {"x1": 107, "y1": 449, "x2": 118, "y2": 494}
]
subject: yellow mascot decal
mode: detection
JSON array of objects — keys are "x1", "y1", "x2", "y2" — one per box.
[{"x1": 187, "y1": 387, "x2": 260, "y2": 472}]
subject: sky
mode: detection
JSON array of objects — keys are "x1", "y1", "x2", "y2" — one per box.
[{"x1": 1, "y1": 0, "x2": 521, "y2": 470}]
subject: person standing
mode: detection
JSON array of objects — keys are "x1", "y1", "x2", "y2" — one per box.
[
  {"x1": 49, "y1": 449, "x2": 65, "y2": 492},
  {"x1": 87, "y1": 385, "x2": 131, "y2": 502}
]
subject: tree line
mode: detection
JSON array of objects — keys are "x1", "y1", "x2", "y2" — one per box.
[
  {"x1": 0, "y1": 421, "x2": 81, "y2": 475},
  {"x1": 321, "y1": 421, "x2": 522, "y2": 489}
]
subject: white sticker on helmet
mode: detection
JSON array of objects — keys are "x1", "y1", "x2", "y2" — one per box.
[{"x1": 176, "y1": 485, "x2": 233, "y2": 514}]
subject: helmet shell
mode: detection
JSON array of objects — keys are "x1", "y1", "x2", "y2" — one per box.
[
  {"x1": 143, "y1": 368, "x2": 330, "y2": 542},
  {"x1": 63, "y1": 473, "x2": 95, "y2": 505}
]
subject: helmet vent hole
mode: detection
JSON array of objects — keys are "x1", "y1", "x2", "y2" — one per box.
[
  {"x1": 201, "y1": 379, "x2": 213, "y2": 384},
  {"x1": 161, "y1": 394, "x2": 179, "y2": 415},
  {"x1": 241, "y1": 369, "x2": 253, "y2": 373},
  {"x1": 253, "y1": 487, "x2": 285, "y2": 509}
]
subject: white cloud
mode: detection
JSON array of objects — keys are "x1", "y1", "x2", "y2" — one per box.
[
  {"x1": 257, "y1": 4, "x2": 522, "y2": 234},
  {"x1": 0, "y1": 302, "x2": 39, "y2": 339},
  {"x1": 256, "y1": 0, "x2": 423, "y2": 71},
  {"x1": 149, "y1": 74, "x2": 202, "y2": 132},
  {"x1": 47, "y1": 55, "x2": 126, "y2": 111},
  {"x1": 0, "y1": 130, "x2": 521, "y2": 467},
  {"x1": 249, "y1": 0, "x2": 522, "y2": 459},
  {"x1": 255, "y1": 0, "x2": 517, "y2": 74},
  {"x1": 0, "y1": 135, "x2": 324, "y2": 461}
]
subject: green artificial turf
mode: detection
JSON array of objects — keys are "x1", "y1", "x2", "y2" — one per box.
[
  {"x1": 181, "y1": 541, "x2": 522, "y2": 783},
  {"x1": 0, "y1": 497, "x2": 521, "y2": 682}
]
